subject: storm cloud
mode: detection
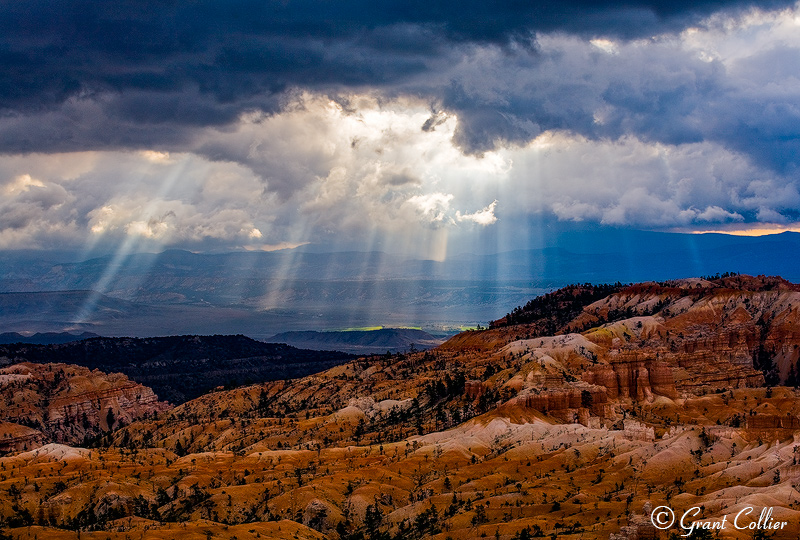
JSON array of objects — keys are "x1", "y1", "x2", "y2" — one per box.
[
  {"x1": 1, "y1": 0, "x2": 800, "y2": 254},
  {"x1": 0, "y1": 0, "x2": 794, "y2": 147}
]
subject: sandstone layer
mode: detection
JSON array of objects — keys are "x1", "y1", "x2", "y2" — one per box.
[{"x1": 0, "y1": 362, "x2": 169, "y2": 453}]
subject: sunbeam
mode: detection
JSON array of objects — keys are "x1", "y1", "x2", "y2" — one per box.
[{"x1": 72, "y1": 155, "x2": 191, "y2": 327}]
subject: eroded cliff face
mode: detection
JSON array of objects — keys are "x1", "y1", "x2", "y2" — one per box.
[
  {"x1": 511, "y1": 383, "x2": 609, "y2": 424},
  {"x1": 576, "y1": 279, "x2": 800, "y2": 387},
  {"x1": 0, "y1": 423, "x2": 44, "y2": 454},
  {"x1": 0, "y1": 363, "x2": 170, "y2": 452},
  {"x1": 583, "y1": 359, "x2": 677, "y2": 400},
  {"x1": 502, "y1": 280, "x2": 794, "y2": 421},
  {"x1": 442, "y1": 281, "x2": 786, "y2": 423}
]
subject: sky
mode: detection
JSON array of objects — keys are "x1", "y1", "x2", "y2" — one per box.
[{"x1": 2, "y1": 0, "x2": 800, "y2": 261}]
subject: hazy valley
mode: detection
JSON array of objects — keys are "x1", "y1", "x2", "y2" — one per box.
[{"x1": 3, "y1": 231, "x2": 800, "y2": 339}]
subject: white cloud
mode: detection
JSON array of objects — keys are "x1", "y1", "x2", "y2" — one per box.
[
  {"x1": 457, "y1": 200, "x2": 498, "y2": 225},
  {"x1": 756, "y1": 207, "x2": 788, "y2": 222},
  {"x1": 125, "y1": 218, "x2": 172, "y2": 240},
  {"x1": 3, "y1": 174, "x2": 45, "y2": 196},
  {"x1": 407, "y1": 193, "x2": 454, "y2": 223},
  {"x1": 695, "y1": 205, "x2": 744, "y2": 222},
  {"x1": 139, "y1": 150, "x2": 171, "y2": 163},
  {"x1": 503, "y1": 133, "x2": 798, "y2": 228},
  {"x1": 590, "y1": 39, "x2": 619, "y2": 55},
  {"x1": 0, "y1": 95, "x2": 796, "y2": 255}
]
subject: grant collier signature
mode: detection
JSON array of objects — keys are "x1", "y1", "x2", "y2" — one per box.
[{"x1": 651, "y1": 505, "x2": 789, "y2": 536}]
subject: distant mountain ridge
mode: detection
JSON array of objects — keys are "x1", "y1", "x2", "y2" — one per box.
[
  {"x1": 0, "y1": 331, "x2": 99, "y2": 345},
  {"x1": 3, "y1": 231, "x2": 800, "y2": 297},
  {"x1": 266, "y1": 328, "x2": 445, "y2": 354},
  {"x1": 1, "y1": 230, "x2": 799, "y2": 336},
  {"x1": 0, "y1": 335, "x2": 355, "y2": 403}
]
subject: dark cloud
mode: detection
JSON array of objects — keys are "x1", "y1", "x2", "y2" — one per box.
[
  {"x1": 1, "y1": 0, "x2": 792, "y2": 113},
  {"x1": 421, "y1": 111, "x2": 448, "y2": 132},
  {"x1": 428, "y1": 31, "x2": 800, "y2": 179},
  {"x1": 0, "y1": 0, "x2": 798, "y2": 196}
]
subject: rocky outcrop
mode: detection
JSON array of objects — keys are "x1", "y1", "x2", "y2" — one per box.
[
  {"x1": 0, "y1": 363, "x2": 170, "y2": 450},
  {"x1": 513, "y1": 383, "x2": 609, "y2": 423},
  {"x1": 583, "y1": 358, "x2": 677, "y2": 401},
  {"x1": 302, "y1": 499, "x2": 337, "y2": 533},
  {"x1": 670, "y1": 327, "x2": 768, "y2": 389},
  {"x1": 0, "y1": 422, "x2": 45, "y2": 453},
  {"x1": 622, "y1": 419, "x2": 655, "y2": 442},
  {"x1": 746, "y1": 414, "x2": 800, "y2": 430},
  {"x1": 464, "y1": 380, "x2": 486, "y2": 399}
]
